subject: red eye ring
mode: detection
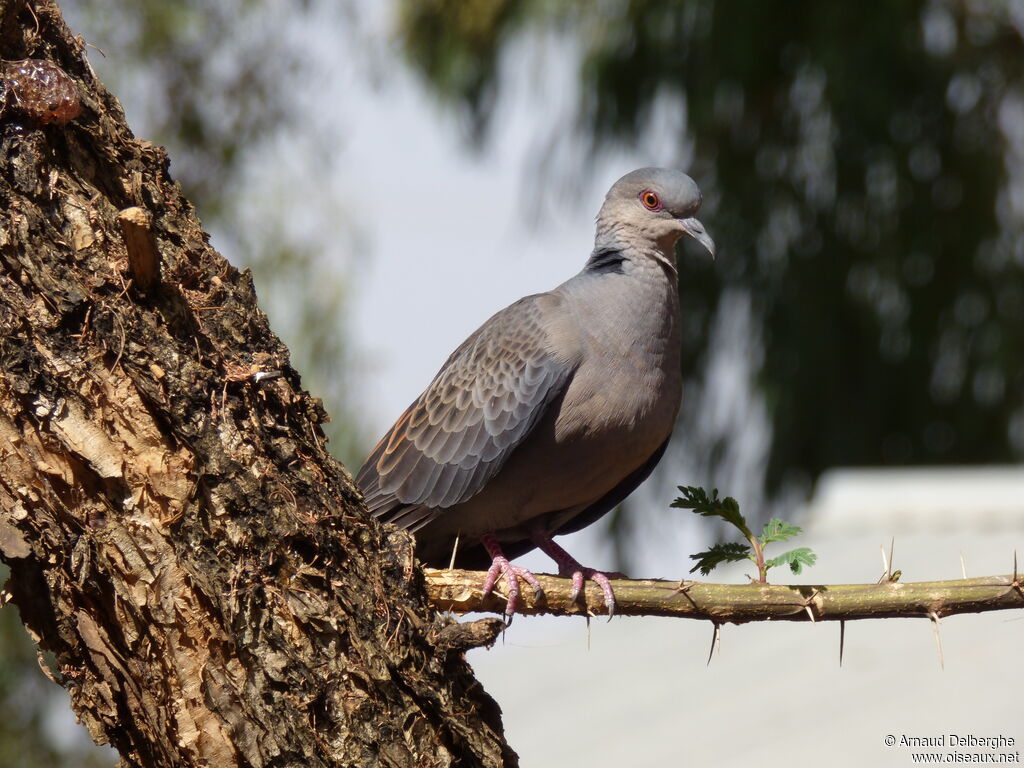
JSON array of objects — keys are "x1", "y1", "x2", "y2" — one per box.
[{"x1": 640, "y1": 190, "x2": 662, "y2": 211}]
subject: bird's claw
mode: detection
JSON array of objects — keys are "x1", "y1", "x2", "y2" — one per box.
[
  {"x1": 481, "y1": 555, "x2": 544, "y2": 621},
  {"x1": 528, "y1": 525, "x2": 621, "y2": 620},
  {"x1": 567, "y1": 567, "x2": 617, "y2": 620}
]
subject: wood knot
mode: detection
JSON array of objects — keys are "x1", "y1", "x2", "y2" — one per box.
[
  {"x1": 117, "y1": 207, "x2": 161, "y2": 292},
  {"x1": 429, "y1": 617, "x2": 505, "y2": 655}
]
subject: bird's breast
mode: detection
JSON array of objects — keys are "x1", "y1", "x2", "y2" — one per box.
[
  {"x1": 555, "y1": 343, "x2": 680, "y2": 453},
  {"x1": 546, "y1": 273, "x2": 681, "y2": 491}
]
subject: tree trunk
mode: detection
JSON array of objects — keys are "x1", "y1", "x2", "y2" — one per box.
[{"x1": 0, "y1": 2, "x2": 515, "y2": 766}]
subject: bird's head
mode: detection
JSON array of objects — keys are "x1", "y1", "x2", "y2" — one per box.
[{"x1": 596, "y1": 167, "x2": 716, "y2": 262}]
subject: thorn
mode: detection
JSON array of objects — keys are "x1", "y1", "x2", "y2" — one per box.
[
  {"x1": 1011, "y1": 552, "x2": 1023, "y2": 599},
  {"x1": 878, "y1": 538, "x2": 898, "y2": 582},
  {"x1": 929, "y1": 610, "x2": 944, "y2": 670},
  {"x1": 959, "y1": 551, "x2": 967, "y2": 580},
  {"x1": 674, "y1": 581, "x2": 699, "y2": 610},
  {"x1": 448, "y1": 532, "x2": 461, "y2": 571},
  {"x1": 839, "y1": 620, "x2": 846, "y2": 668},
  {"x1": 706, "y1": 622, "x2": 721, "y2": 666},
  {"x1": 803, "y1": 588, "x2": 821, "y2": 624}
]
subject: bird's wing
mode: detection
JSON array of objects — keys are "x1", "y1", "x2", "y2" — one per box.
[{"x1": 356, "y1": 293, "x2": 574, "y2": 531}]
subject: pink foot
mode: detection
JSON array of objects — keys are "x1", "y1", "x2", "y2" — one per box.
[
  {"x1": 480, "y1": 533, "x2": 544, "y2": 621},
  {"x1": 530, "y1": 525, "x2": 621, "y2": 619}
]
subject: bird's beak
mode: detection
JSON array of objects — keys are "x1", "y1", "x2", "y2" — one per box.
[{"x1": 679, "y1": 217, "x2": 716, "y2": 259}]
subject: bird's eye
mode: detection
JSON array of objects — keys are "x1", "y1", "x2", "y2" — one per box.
[{"x1": 640, "y1": 190, "x2": 662, "y2": 211}]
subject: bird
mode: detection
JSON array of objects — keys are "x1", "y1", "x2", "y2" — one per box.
[{"x1": 357, "y1": 167, "x2": 715, "y2": 619}]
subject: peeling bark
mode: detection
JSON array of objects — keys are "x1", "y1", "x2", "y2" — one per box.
[{"x1": 0, "y1": 2, "x2": 515, "y2": 766}]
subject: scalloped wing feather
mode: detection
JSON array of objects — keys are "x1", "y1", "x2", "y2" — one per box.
[{"x1": 356, "y1": 295, "x2": 573, "y2": 527}]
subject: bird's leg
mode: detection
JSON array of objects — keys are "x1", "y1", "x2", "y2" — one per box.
[
  {"x1": 479, "y1": 532, "x2": 544, "y2": 621},
  {"x1": 528, "y1": 525, "x2": 620, "y2": 618}
]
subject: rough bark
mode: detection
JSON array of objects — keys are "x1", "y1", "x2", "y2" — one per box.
[{"x1": 0, "y1": 2, "x2": 515, "y2": 766}]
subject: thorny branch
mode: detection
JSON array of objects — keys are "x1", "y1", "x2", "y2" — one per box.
[{"x1": 424, "y1": 568, "x2": 1024, "y2": 624}]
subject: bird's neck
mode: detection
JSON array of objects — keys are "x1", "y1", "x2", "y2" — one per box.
[
  {"x1": 589, "y1": 227, "x2": 680, "y2": 279},
  {"x1": 572, "y1": 238, "x2": 681, "y2": 318},
  {"x1": 562, "y1": 244, "x2": 681, "y2": 376}
]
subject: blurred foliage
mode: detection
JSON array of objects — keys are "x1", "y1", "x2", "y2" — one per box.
[
  {"x1": 69, "y1": 0, "x2": 305, "y2": 216},
  {"x1": 397, "y1": 0, "x2": 522, "y2": 141},
  {"x1": 396, "y1": 0, "x2": 1024, "y2": 497}
]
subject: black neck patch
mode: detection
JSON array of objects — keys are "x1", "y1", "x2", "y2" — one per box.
[{"x1": 584, "y1": 247, "x2": 626, "y2": 274}]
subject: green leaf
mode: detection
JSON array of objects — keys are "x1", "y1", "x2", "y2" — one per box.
[
  {"x1": 670, "y1": 485, "x2": 716, "y2": 511},
  {"x1": 759, "y1": 518, "x2": 803, "y2": 544},
  {"x1": 672, "y1": 486, "x2": 752, "y2": 539},
  {"x1": 688, "y1": 542, "x2": 752, "y2": 575},
  {"x1": 764, "y1": 547, "x2": 818, "y2": 575}
]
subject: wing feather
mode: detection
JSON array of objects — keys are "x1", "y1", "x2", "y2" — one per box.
[{"x1": 356, "y1": 294, "x2": 573, "y2": 528}]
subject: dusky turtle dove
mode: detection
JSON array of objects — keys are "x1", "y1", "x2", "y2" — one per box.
[{"x1": 358, "y1": 167, "x2": 715, "y2": 618}]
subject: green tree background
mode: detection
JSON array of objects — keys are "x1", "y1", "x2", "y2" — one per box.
[{"x1": 3, "y1": 1, "x2": 1023, "y2": 762}]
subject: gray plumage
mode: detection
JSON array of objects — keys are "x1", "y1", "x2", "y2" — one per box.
[{"x1": 358, "y1": 167, "x2": 714, "y2": 575}]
